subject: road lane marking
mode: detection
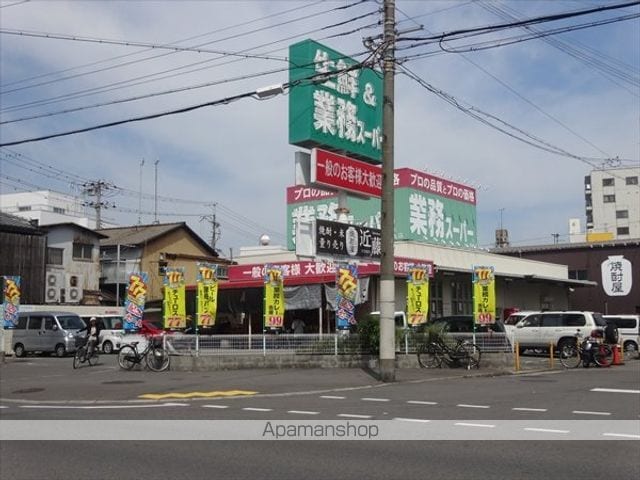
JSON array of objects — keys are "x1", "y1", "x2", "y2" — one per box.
[
  {"x1": 337, "y1": 414, "x2": 372, "y2": 419},
  {"x1": 512, "y1": 408, "x2": 548, "y2": 412},
  {"x1": 202, "y1": 405, "x2": 229, "y2": 409},
  {"x1": 287, "y1": 410, "x2": 319, "y2": 415},
  {"x1": 320, "y1": 396, "x2": 345, "y2": 400},
  {"x1": 361, "y1": 398, "x2": 390, "y2": 402},
  {"x1": 407, "y1": 401, "x2": 438, "y2": 405},
  {"x1": 573, "y1": 410, "x2": 611, "y2": 416},
  {"x1": 20, "y1": 403, "x2": 188, "y2": 409},
  {"x1": 242, "y1": 408, "x2": 272, "y2": 412},
  {"x1": 454, "y1": 423, "x2": 495, "y2": 428},
  {"x1": 0, "y1": 406, "x2": 8, "y2": 409},
  {"x1": 457, "y1": 404, "x2": 490, "y2": 409},
  {"x1": 590, "y1": 388, "x2": 640, "y2": 394},
  {"x1": 603, "y1": 433, "x2": 640, "y2": 439},
  {"x1": 139, "y1": 390, "x2": 257, "y2": 400},
  {"x1": 524, "y1": 428, "x2": 569, "y2": 434},
  {"x1": 394, "y1": 418, "x2": 431, "y2": 423}
]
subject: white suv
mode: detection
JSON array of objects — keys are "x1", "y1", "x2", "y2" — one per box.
[
  {"x1": 513, "y1": 311, "x2": 607, "y2": 354},
  {"x1": 603, "y1": 314, "x2": 640, "y2": 357}
]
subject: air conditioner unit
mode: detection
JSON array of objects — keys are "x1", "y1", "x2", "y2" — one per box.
[
  {"x1": 45, "y1": 272, "x2": 62, "y2": 303},
  {"x1": 65, "y1": 273, "x2": 84, "y2": 303}
]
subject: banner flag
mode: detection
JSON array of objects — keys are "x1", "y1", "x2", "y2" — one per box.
[
  {"x1": 406, "y1": 265, "x2": 429, "y2": 326},
  {"x1": 123, "y1": 273, "x2": 148, "y2": 331},
  {"x1": 2, "y1": 276, "x2": 21, "y2": 328},
  {"x1": 164, "y1": 267, "x2": 186, "y2": 329},
  {"x1": 336, "y1": 263, "x2": 358, "y2": 330},
  {"x1": 197, "y1": 263, "x2": 218, "y2": 327},
  {"x1": 473, "y1": 266, "x2": 496, "y2": 325},
  {"x1": 264, "y1": 265, "x2": 285, "y2": 329}
]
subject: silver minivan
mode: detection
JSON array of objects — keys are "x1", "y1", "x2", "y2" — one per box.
[{"x1": 12, "y1": 311, "x2": 85, "y2": 357}]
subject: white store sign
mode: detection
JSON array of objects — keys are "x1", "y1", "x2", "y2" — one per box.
[{"x1": 601, "y1": 255, "x2": 632, "y2": 296}]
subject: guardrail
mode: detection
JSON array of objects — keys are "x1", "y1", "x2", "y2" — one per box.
[{"x1": 162, "y1": 332, "x2": 512, "y2": 356}]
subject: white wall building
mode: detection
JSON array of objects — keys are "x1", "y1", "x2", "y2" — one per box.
[
  {"x1": 585, "y1": 166, "x2": 640, "y2": 239},
  {"x1": 0, "y1": 190, "x2": 96, "y2": 228}
]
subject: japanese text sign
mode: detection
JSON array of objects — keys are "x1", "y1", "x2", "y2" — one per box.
[
  {"x1": 163, "y1": 268, "x2": 186, "y2": 329},
  {"x1": 264, "y1": 265, "x2": 285, "y2": 329},
  {"x1": 311, "y1": 148, "x2": 382, "y2": 197},
  {"x1": 406, "y1": 266, "x2": 429, "y2": 326},
  {"x1": 289, "y1": 39, "x2": 383, "y2": 163},
  {"x1": 123, "y1": 273, "x2": 148, "y2": 331},
  {"x1": 601, "y1": 255, "x2": 632, "y2": 296},
  {"x1": 336, "y1": 263, "x2": 358, "y2": 330},
  {"x1": 197, "y1": 263, "x2": 219, "y2": 327},
  {"x1": 2, "y1": 276, "x2": 21, "y2": 328},
  {"x1": 316, "y1": 219, "x2": 382, "y2": 259},
  {"x1": 473, "y1": 266, "x2": 496, "y2": 325}
]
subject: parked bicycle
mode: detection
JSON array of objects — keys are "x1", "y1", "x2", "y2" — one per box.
[
  {"x1": 418, "y1": 335, "x2": 481, "y2": 369},
  {"x1": 118, "y1": 335, "x2": 170, "y2": 372},
  {"x1": 72, "y1": 334, "x2": 99, "y2": 369},
  {"x1": 559, "y1": 329, "x2": 613, "y2": 369}
]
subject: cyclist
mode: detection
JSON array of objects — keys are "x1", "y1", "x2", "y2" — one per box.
[{"x1": 78, "y1": 317, "x2": 101, "y2": 357}]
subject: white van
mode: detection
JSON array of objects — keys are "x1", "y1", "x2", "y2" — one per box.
[
  {"x1": 12, "y1": 311, "x2": 85, "y2": 357},
  {"x1": 603, "y1": 314, "x2": 640, "y2": 356}
]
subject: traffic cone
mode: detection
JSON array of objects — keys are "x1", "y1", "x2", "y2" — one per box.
[{"x1": 612, "y1": 344, "x2": 624, "y2": 366}]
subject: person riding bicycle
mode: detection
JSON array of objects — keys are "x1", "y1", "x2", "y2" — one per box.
[{"x1": 78, "y1": 317, "x2": 101, "y2": 357}]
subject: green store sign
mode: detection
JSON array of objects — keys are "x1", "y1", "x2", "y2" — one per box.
[{"x1": 289, "y1": 39, "x2": 383, "y2": 164}]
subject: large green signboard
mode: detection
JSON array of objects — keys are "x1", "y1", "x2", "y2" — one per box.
[
  {"x1": 286, "y1": 168, "x2": 478, "y2": 250},
  {"x1": 289, "y1": 39, "x2": 383, "y2": 164}
]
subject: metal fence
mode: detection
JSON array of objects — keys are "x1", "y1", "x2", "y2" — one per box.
[{"x1": 161, "y1": 332, "x2": 512, "y2": 356}]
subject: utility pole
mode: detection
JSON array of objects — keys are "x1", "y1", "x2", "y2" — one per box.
[
  {"x1": 200, "y1": 203, "x2": 221, "y2": 251},
  {"x1": 379, "y1": 0, "x2": 396, "y2": 382},
  {"x1": 82, "y1": 180, "x2": 114, "y2": 229},
  {"x1": 138, "y1": 158, "x2": 145, "y2": 225},
  {"x1": 154, "y1": 159, "x2": 159, "y2": 224}
]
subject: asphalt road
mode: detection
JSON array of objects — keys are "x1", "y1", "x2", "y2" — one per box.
[{"x1": 0, "y1": 355, "x2": 638, "y2": 480}]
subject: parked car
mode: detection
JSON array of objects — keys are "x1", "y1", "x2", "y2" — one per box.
[
  {"x1": 512, "y1": 311, "x2": 607, "y2": 354},
  {"x1": 603, "y1": 314, "x2": 640, "y2": 356},
  {"x1": 80, "y1": 314, "x2": 125, "y2": 354},
  {"x1": 12, "y1": 311, "x2": 85, "y2": 357},
  {"x1": 429, "y1": 315, "x2": 506, "y2": 333},
  {"x1": 368, "y1": 311, "x2": 408, "y2": 329}
]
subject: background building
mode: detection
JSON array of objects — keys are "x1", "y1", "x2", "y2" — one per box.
[
  {"x1": 585, "y1": 166, "x2": 640, "y2": 240},
  {"x1": 0, "y1": 190, "x2": 96, "y2": 229}
]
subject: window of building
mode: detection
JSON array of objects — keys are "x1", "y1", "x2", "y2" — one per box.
[
  {"x1": 617, "y1": 227, "x2": 630, "y2": 236},
  {"x1": 585, "y1": 194, "x2": 592, "y2": 207},
  {"x1": 72, "y1": 243, "x2": 93, "y2": 260},
  {"x1": 18, "y1": 206, "x2": 31, "y2": 211},
  {"x1": 616, "y1": 210, "x2": 629, "y2": 219},
  {"x1": 451, "y1": 280, "x2": 472, "y2": 315},
  {"x1": 626, "y1": 176, "x2": 639, "y2": 185},
  {"x1": 52, "y1": 207, "x2": 65, "y2": 214},
  {"x1": 46, "y1": 247, "x2": 63, "y2": 265},
  {"x1": 603, "y1": 194, "x2": 616, "y2": 203},
  {"x1": 569, "y1": 269, "x2": 588, "y2": 280},
  {"x1": 429, "y1": 279, "x2": 443, "y2": 319},
  {"x1": 586, "y1": 212, "x2": 593, "y2": 223},
  {"x1": 584, "y1": 175, "x2": 591, "y2": 187},
  {"x1": 602, "y1": 178, "x2": 614, "y2": 187}
]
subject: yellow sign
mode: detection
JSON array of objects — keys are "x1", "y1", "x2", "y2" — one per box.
[
  {"x1": 264, "y1": 266, "x2": 284, "y2": 329},
  {"x1": 473, "y1": 266, "x2": 496, "y2": 325},
  {"x1": 163, "y1": 268, "x2": 186, "y2": 329},
  {"x1": 407, "y1": 266, "x2": 429, "y2": 326},
  {"x1": 197, "y1": 264, "x2": 218, "y2": 327}
]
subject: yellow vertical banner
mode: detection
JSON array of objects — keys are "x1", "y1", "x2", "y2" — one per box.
[
  {"x1": 407, "y1": 265, "x2": 429, "y2": 326},
  {"x1": 473, "y1": 265, "x2": 496, "y2": 325},
  {"x1": 197, "y1": 263, "x2": 218, "y2": 327},
  {"x1": 264, "y1": 265, "x2": 285, "y2": 329},
  {"x1": 163, "y1": 267, "x2": 186, "y2": 329}
]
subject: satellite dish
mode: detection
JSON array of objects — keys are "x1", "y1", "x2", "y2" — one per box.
[{"x1": 259, "y1": 234, "x2": 270, "y2": 246}]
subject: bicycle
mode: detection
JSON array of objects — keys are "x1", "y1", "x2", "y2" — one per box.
[
  {"x1": 559, "y1": 330, "x2": 613, "y2": 369},
  {"x1": 72, "y1": 334, "x2": 99, "y2": 369},
  {"x1": 118, "y1": 334, "x2": 170, "y2": 372},
  {"x1": 418, "y1": 335, "x2": 481, "y2": 370}
]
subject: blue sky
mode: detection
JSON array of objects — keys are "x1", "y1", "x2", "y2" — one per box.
[{"x1": 1, "y1": 0, "x2": 638, "y2": 257}]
